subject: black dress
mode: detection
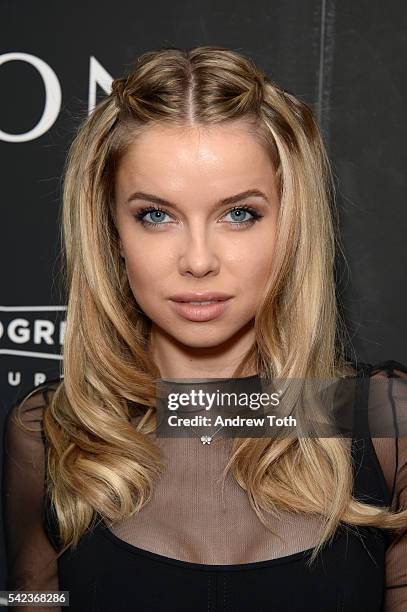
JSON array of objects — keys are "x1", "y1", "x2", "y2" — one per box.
[{"x1": 2, "y1": 360, "x2": 407, "y2": 611}]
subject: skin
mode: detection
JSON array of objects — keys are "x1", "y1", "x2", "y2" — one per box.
[{"x1": 114, "y1": 120, "x2": 280, "y2": 379}]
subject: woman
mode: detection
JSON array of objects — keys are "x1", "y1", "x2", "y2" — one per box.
[{"x1": 3, "y1": 45, "x2": 407, "y2": 611}]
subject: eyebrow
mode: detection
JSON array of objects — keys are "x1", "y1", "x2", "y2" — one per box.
[{"x1": 126, "y1": 189, "x2": 269, "y2": 210}]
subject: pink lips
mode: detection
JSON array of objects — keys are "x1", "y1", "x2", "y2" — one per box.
[{"x1": 168, "y1": 292, "x2": 233, "y2": 322}]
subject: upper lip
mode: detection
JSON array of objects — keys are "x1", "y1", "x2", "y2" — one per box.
[{"x1": 168, "y1": 292, "x2": 233, "y2": 302}]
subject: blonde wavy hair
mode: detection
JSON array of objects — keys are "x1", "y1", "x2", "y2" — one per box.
[{"x1": 41, "y1": 45, "x2": 406, "y2": 563}]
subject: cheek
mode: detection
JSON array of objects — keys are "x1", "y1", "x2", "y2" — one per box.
[
  {"x1": 125, "y1": 257, "x2": 153, "y2": 294},
  {"x1": 234, "y1": 249, "x2": 274, "y2": 316},
  {"x1": 123, "y1": 245, "x2": 172, "y2": 300},
  {"x1": 247, "y1": 270, "x2": 272, "y2": 303},
  {"x1": 233, "y1": 243, "x2": 274, "y2": 286}
]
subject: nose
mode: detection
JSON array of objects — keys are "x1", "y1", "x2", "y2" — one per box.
[{"x1": 178, "y1": 225, "x2": 220, "y2": 278}]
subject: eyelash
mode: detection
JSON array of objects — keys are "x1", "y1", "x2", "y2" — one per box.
[{"x1": 134, "y1": 205, "x2": 264, "y2": 230}]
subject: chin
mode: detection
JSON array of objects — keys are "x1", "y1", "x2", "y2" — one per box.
[
  {"x1": 170, "y1": 326, "x2": 240, "y2": 349},
  {"x1": 178, "y1": 338, "x2": 229, "y2": 350}
]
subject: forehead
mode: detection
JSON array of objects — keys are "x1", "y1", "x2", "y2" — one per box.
[{"x1": 115, "y1": 121, "x2": 277, "y2": 197}]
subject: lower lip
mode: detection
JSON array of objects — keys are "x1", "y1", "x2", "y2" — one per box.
[{"x1": 169, "y1": 299, "x2": 232, "y2": 321}]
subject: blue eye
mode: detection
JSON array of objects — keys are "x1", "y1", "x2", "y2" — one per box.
[
  {"x1": 226, "y1": 208, "x2": 254, "y2": 223},
  {"x1": 135, "y1": 205, "x2": 263, "y2": 230},
  {"x1": 135, "y1": 207, "x2": 171, "y2": 227},
  {"x1": 222, "y1": 206, "x2": 263, "y2": 228},
  {"x1": 143, "y1": 210, "x2": 169, "y2": 224}
]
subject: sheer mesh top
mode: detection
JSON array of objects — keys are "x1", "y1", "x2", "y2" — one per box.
[{"x1": 2, "y1": 360, "x2": 407, "y2": 611}]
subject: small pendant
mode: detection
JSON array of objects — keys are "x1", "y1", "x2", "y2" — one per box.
[{"x1": 200, "y1": 435, "x2": 212, "y2": 445}]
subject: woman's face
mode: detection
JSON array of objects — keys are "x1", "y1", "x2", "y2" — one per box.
[{"x1": 114, "y1": 120, "x2": 280, "y2": 353}]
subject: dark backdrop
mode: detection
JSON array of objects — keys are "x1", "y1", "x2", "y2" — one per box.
[{"x1": 1, "y1": 0, "x2": 406, "y2": 589}]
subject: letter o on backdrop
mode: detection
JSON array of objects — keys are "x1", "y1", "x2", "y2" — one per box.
[{"x1": 0, "y1": 52, "x2": 62, "y2": 142}]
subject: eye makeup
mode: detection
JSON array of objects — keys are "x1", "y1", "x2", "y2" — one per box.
[{"x1": 134, "y1": 204, "x2": 264, "y2": 230}]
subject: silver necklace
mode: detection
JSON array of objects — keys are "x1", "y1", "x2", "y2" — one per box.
[
  {"x1": 182, "y1": 420, "x2": 225, "y2": 445},
  {"x1": 199, "y1": 424, "x2": 225, "y2": 445}
]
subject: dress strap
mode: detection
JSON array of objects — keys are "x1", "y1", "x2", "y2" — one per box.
[
  {"x1": 351, "y1": 362, "x2": 391, "y2": 508},
  {"x1": 352, "y1": 361, "x2": 372, "y2": 439}
]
